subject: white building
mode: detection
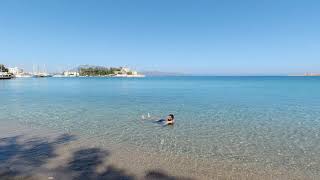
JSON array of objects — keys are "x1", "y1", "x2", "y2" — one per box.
[
  {"x1": 8, "y1": 67, "x2": 23, "y2": 75},
  {"x1": 113, "y1": 67, "x2": 145, "y2": 77},
  {"x1": 63, "y1": 71, "x2": 79, "y2": 77},
  {"x1": 119, "y1": 67, "x2": 139, "y2": 75},
  {"x1": 121, "y1": 67, "x2": 130, "y2": 73}
]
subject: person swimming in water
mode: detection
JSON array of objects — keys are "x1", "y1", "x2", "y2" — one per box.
[
  {"x1": 156, "y1": 114, "x2": 175, "y2": 125},
  {"x1": 166, "y1": 114, "x2": 175, "y2": 125}
]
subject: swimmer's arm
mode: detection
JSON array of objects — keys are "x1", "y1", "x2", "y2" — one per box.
[
  {"x1": 162, "y1": 122, "x2": 169, "y2": 127},
  {"x1": 156, "y1": 119, "x2": 166, "y2": 122}
]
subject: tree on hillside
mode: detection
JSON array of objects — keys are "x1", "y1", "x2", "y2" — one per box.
[{"x1": 0, "y1": 64, "x2": 8, "y2": 72}]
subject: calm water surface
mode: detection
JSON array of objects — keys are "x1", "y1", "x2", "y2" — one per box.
[{"x1": 1, "y1": 76, "x2": 320, "y2": 175}]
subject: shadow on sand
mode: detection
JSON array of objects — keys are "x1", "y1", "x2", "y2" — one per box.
[{"x1": 0, "y1": 134, "x2": 193, "y2": 180}]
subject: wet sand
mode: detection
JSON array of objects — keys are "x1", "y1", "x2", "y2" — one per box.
[{"x1": 0, "y1": 121, "x2": 317, "y2": 180}]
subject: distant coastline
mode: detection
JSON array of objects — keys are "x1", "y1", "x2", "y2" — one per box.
[
  {"x1": 289, "y1": 73, "x2": 320, "y2": 77},
  {"x1": 75, "y1": 65, "x2": 145, "y2": 78},
  {"x1": 303, "y1": 73, "x2": 320, "y2": 76},
  {"x1": 1, "y1": 64, "x2": 146, "y2": 78}
]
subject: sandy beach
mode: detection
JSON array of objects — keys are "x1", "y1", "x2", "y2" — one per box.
[{"x1": 0, "y1": 121, "x2": 317, "y2": 180}]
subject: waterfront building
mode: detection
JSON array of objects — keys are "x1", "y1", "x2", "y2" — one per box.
[
  {"x1": 63, "y1": 71, "x2": 79, "y2": 77},
  {"x1": 8, "y1": 67, "x2": 23, "y2": 75}
]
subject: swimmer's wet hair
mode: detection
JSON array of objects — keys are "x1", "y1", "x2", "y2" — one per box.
[{"x1": 169, "y1": 114, "x2": 174, "y2": 119}]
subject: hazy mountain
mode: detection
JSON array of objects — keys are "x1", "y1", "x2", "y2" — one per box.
[{"x1": 141, "y1": 71, "x2": 187, "y2": 76}]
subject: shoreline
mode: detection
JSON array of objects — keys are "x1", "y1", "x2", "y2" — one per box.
[
  {"x1": 0, "y1": 121, "x2": 316, "y2": 180},
  {"x1": 52, "y1": 75, "x2": 146, "y2": 78}
]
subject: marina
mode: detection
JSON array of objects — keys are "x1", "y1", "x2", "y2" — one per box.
[{"x1": 0, "y1": 64, "x2": 146, "y2": 79}]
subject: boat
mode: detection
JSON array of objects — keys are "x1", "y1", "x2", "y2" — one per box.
[
  {"x1": 0, "y1": 65, "x2": 14, "y2": 79},
  {"x1": 15, "y1": 73, "x2": 32, "y2": 78},
  {"x1": 0, "y1": 72, "x2": 14, "y2": 80},
  {"x1": 33, "y1": 73, "x2": 52, "y2": 78},
  {"x1": 33, "y1": 64, "x2": 52, "y2": 78},
  {"x1": 52, "y1": 74, "x2": 64, "y2": 78}
]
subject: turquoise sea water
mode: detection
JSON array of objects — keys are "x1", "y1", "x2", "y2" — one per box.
[{"x1": 1, "y1": 76, "x2": 320, "y2": 175}]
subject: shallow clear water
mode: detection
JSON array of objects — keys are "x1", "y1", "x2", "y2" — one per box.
[{"x1": 1, "y1": 77, "x2": 320, "y2": 175}]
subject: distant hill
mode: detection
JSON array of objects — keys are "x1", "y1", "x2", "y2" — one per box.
[
  {"x1": 70, "y1": 65, "x2": 118, "y2": 72},
  {"x1": 141, "y1": 71, "x2": 187, "y2": 76},
  {"x1": 75, "y1": 65, "x2": 105, "y2": 70},
  {"x1": 69, "y1": 66, "x2": 187, "y2": 76}
]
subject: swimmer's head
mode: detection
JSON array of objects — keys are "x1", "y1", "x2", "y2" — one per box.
[{"x1": 167, "y1": 114, "x2": 174, "y2": 121}]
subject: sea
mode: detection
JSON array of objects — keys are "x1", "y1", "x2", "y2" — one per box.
[{"x1": 1, "y1": 76, "x2": 320, "y2": 179}]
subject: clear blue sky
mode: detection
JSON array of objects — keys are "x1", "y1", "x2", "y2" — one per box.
[{"x1": 0, "y1": 0, "x2": 319, "y2": 75}]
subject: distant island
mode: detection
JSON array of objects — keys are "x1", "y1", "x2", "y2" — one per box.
[
  {"x1": 71, "y1": 65, "x2": 145, "y2": 77},
  {"x1": 288, "y1": 73, "x2": 320, "y2": 77},
  {"x1": 303, "y1": 73, "x2": 320, "y2": 76}
]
